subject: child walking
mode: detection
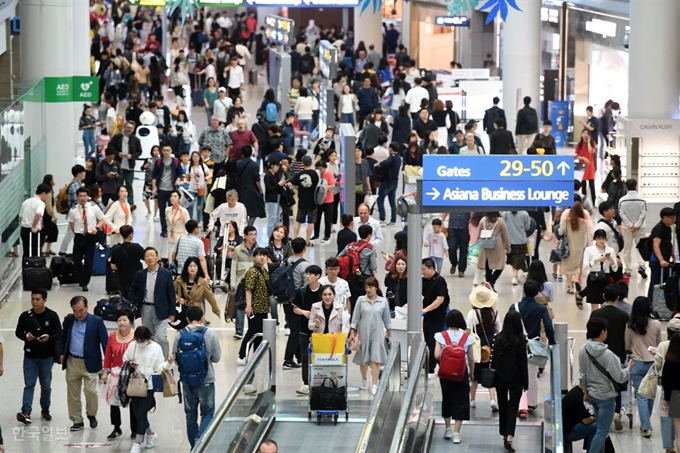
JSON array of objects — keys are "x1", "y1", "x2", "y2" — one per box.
[{"x1": 424, "y1": 218, "x2": 449, "y2": 273}]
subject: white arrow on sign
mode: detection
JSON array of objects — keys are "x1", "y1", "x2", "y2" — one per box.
[
  {"x1": 557, "y1": 161, "x2": 571, "y2": 176},
  {"x1": 426, "y1": 187, "x2": 441, "y2": 200}
]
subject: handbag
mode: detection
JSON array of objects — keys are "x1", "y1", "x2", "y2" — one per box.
[
  {"x1": 310, "y1": 378, "x2": 347, "y2": 411},
  {"x1": 126, "y1": 345, "x2": 149, "y2": 398},
  {"x1": 478, "y1": 219, "x2": 497, "y2": 249},
  {"x1": 162, "y1": 369, "x2": 178, "y2": 397},
  {"x1": 476, "y1": 310, "x2": 492, "y2": 364},
  {"x1": 653, "y1": 384, "x2": 669, "y2": 417},
  {"x1": 587, "y1": 262, "x2": 609, "y2": 287},
  {"x1": 467, "y1": 243, "x2": 480, "y2": 268},
  {"x1": 348, "y1": 297, "x2": 363, "y2": 352},
  {"x1": 514, "y1": 303, "x2": 551, "y2": 367},
  {"x1": 638, "y1": 364, "x2": 658, "y2": 399},
  {"x1": 556, "y1": 235, "x2": 570, "y2": 259},
  {"x1": 480, "y1": 337, "x2": 496, "y2": 388},
  {"x1": 197, "y1": 187, "x2": 206, "y2": 197},
  {"x1": 282, "y1": 185, "x2": 296, "y2": 207}
]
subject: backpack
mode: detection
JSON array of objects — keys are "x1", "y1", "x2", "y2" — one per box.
[
  {"x1": 437, "y1": 331, "x2": 469, "y2": 382},
  {"x1": 314, "y1": 171, "x2": 329, "y2": 205},
  {"x1": 57, "y1": 183, "x2": 74, "y2": 214},
  {"x1": 338, "y1": 241, "x2": 371, "y2": 280},
  {"x1": 269, "y1": 258, "x2": 306, "y2": 303},
  {"x1": 598, "y1": 218, "x2": 624, "y2": 251},
  {"x1": 175, "y1": 327, "x2": 209, "y2": 387},
  {"x1": 524, "y1": 108, "x2": 538, "y2": 132},
  {"x1": 156, "y1": 156, "x2": 180, "y2": 171},
  {"x1": 265, "y1": 101, "x2": 278, "y2": 123},
  {"x1": 396, "y1": 196, "x2": 410, "y2": 219}
]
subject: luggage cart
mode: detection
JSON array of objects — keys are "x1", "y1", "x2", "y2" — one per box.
[
  {"x1": 620, "y1": 354, "x2": 634, "y2": 429},
  {"x1": 307, "y1": 341, "x2": 350, "y2": 425},
  {"x1": 210, "y1": 222, "x2": 229, "y2": 293}
]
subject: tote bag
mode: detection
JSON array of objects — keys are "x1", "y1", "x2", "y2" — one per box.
[
  {"x1": 638, "y1": 365, "x2": 658, "y2": 399},
  {"x1": 105, "y1": 367, "x2": 122, "y2": 406}
]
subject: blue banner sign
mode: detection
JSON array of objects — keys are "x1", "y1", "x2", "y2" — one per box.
[
  {"x1": 422, "y1": 155, "x2": 574, "y2": 182},
  {"x1": 421, "y1": 181, "x2": 574, "y2": 207}
]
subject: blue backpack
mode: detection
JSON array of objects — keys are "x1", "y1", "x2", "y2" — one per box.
[
  {"x1": 265, "y1": 102, "x2": 278, "y2": 123},
  {"x1": 269, "y1": 258, "x2": 305, "y2": 303},
  {"x1": 176, "y1": 328, "x2": 209, "y2": 387}
]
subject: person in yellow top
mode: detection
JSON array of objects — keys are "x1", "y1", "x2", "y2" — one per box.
[
  {"x1": 172, "y1": 257, "x2": 220, "y2": 329},
  {"x1": 236, "y1": 248, "x2": 270, "y2": 365}
]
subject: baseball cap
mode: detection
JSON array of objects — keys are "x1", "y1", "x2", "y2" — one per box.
[
  {"x1": 302, "y1": 155, "x2": 313, "y2": 165},
  {"x1": 669, "y1": 318, "x2": 680, "y2": 332},
  {"x1": 218, "y1": 87, "x2": 226, "y2": 92}
]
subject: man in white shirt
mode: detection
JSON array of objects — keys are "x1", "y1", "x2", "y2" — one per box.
[
  {"x1": 225, "y1": 56, "x2": 245, "y2": 100},
  {"x1": 19, "y1": 184, "x2": 51, "y2": 257},
  {"x1": 353, "y1": 203, "x2": 384, "y2": 249},
  {"x1": 319, "y1": 257, "x2": 352, "y2": 312},
  {"x1": 68, "y1": 187, "x2": 107, "y2": 291},
  {"x1": 235, "y1": 39, "x2": 252, "y2": 68},
  {"x1": 207, "y1": 190, "x2": 248, "y2": 236},
  {"x1": 216, "y1": 12, "x2": 233, "y2": 33},
  {"x1": 213, "y1": 88, "x2": 232, "y2": 124},
  {"x1": 619, "y1": 178, "x2": 648, "y2": 277},
  {"x1": 404, "y1": 77, "x2": 430, "y2": 121}
]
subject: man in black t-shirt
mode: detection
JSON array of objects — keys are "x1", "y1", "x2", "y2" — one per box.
[
  {"x1": 289, "y1": 155, "x2": 320, "y2": 246},
  {"x1": 562, "y1": 386, "x2": 596, "y2": 448},
  {"x1": 421, "y1": 258, "x2": 450, "y2": 376},
  {"x1": 109, "y1": 226, "x2": 145, "y2": 298},
  {"x1": 292, "y1": 265, "x2": 323, "y2": 395},
  {"x1": 413, "y1": 109, "x2": 437, "y2": 141},
  {"x1": 647, "y1": 207, "x2": 676, "y2": 301}
]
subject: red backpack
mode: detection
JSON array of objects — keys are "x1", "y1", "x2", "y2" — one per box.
[
  {"x1": 437, "y1": 331, "x2": 469, "y2": 382},
  {"x1": 338, "y1": 241, "x2": 372, "y2": 279}
]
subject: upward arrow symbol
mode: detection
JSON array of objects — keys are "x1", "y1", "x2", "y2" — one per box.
[{"x1": 557, "y1": 161, "x2": 571, "y2": 176}]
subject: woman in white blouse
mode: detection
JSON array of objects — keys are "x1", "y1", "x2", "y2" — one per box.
[
  {"x1": 165, "y1": 191, "x2": 190, "y2": 261},
  {"x1": 294, "y1": 86, "x2": 314, "y2": 133},
  {"x1": 581, "y1": 229, "x2": 618, "y2": 309},
  {"x1": 106, "y1": 185, "x2": 133, "y2": 246},
  {"x1": 188, "y1": 151, "x2": 211, "y2": 222}
]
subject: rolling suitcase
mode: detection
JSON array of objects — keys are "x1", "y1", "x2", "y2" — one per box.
[
  {"x1": 57, "y1": 256, "x2": 80, "y2": 285},
  {"x1": 23, "y1": 234, "x2": 52, "y2": 291},
  {"x1": 653, "y1": 272, "x2": 674, "y2": 320},
  {"x1": 92, "y1": 242, "x2": 110, "y2": 276},
  {"x1": 249, "y1": 68, "x2": 257, "y2": 85}
]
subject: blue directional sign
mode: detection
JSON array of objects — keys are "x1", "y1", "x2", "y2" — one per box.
[
  {"x1": 421, "y1": 181, "x2": 574, "y2": 207},
  {"x1": 422, "y1": 155, "x2": 574, "y2": 182}
]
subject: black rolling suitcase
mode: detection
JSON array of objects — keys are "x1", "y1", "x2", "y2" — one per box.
[
  {"x1": 249, "y1": 68, "x2": 257, "y2": 85},
  {"x1": 23, "y1": 234, "x2": 52, "y2": 291},
  {"x1": 56, "y1": 256, "x2": 80, "y2": 286},
  {"x1": 105, "y1": 258, "x2": 119, "y2": 294}
]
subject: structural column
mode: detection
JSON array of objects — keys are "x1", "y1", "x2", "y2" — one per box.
[
  {"x1": 21, "y1": 0, "x2": 91, "y2": 188},
  {"x1": 501, "y1": 1, "x2": 541, "y2": 133},
  {"x1": 628, "y1": 0, "x2": 680, "y2": 119},
  {"x1": 353, "y1": 5, "x2": 383, "y2": 53}
]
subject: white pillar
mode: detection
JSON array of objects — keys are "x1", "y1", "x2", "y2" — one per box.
[
  {"x1": 21, "y1": 0, "x2": 90, "y2": 188},
  {"x1": 354, "y1": 6, "x2": 383, "y2": 52},
  {"x1": 628, "y1": 0, "x2": 680, "y2": 119},
  {"x1": 501, "y1": 1, "x2": 541, "y2": 133}
]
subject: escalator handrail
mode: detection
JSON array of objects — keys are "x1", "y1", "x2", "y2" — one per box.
[
  {"x1": 192, "y1": 340, "x2": 271, "y2": 453},
  {"x1": 389, "y1": 340, "x2": 428, "y2": 453},
  {"x1": 355, "y1": 342, "x2": 401, "y2": 453}
]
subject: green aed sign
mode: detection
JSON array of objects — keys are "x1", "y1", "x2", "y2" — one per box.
[{"x1": 44, "y1": 76, "x2": 99, "y2": 103}]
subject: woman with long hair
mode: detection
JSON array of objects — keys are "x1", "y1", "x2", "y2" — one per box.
[
  {"x1": 466, "y1": 285, "x2": 501, "y2": 412},
  {"x1": 309, "y1": 285, "x2": 345, "y2": 334},
  {"x1": 601, "y1": 154, "x2": 622, "y2": 192},
  {"x1": 214, "y1": 220, "x2": 242, "y2": 286},
  {"x1": 384, "y1": 256, "x2": 407, "y2": 310},
  {"x1": 265, "y1": 225, "x2": 292, "y2": 271},
  {"x1": 122, "y1": 326, "x2": 173, "y2": 451},
  {"x1": 260, "y1": 88, "x2": 281, "y2": 121},
  {"x1": 384, "y1": 79, "x2": 405, "y2": 119},
  {"x1": 432, "y1": 100, "x2": 448, "y2": 147},
  {"x1": 40, "y1": 174, "x2": 58, "y2": 256},
  {"x1": 626, "y1": 296, "x2": 662, "y2": 437},
  {"x1": 79, "y1": 104, "x2": 100, "y2": 159},
  {"x1": 188, "y1": 152, "x2": 210, "y2": 222},
  {"x1": 435, "y1": 309, "x2": 474, "y2": 444},
  {"x1": 337, "y1": 84, "x2": 357, "y2": 125},
  {"x1": 175, "y1": 110, "x2": 194, "y2": 153},
  {"x1": 384, "y1": 231, "x2": 408, "y2": 273},
  {"x1": 202, "y1": 77, "x2": 219, "y2": 124},
  {"x1": 391, "y1": 105, "x2": 412, "y2": 146},
  {"x1": 469, "y1": 212, "x2": 484, "y2": 245},
  {"x1": 576, "y1": 129, "x2": 596, "y2": 205},
  {"x1": 165, "y1": 191, "x2": 190, "y2": 260},
  {"x1": 148, "y1": 56, "x2": 163, "y2": 99},
  {"x1": 559, "y1": 200, "x2": 593, "y2": 293},
  {"x1": 294, "y1": 86, "x2": 314, "y2": 133},
  {"x1": 526, "y1": 260, "x2": 555, "y2": 320},
  {"x1": 173, "y1": 256, "x2": 221, "y2": 329},
  {"x1": 105, "y1": 185, "x2": 133, "y2": 246},
  {"x1": 325, "y1": 150, "x2": 343, "y2": 227},
  {"x1": 475, "y1": 212, "x2": 511, "y2": 290},
  {"x1": 101, "y1": 309, "x2": 136, "y2": 439},
  {"x1": 606, "y1": 167, "x2": 627, "y2": 223},
  {"x1": 349, "y1": 277, "x2": 392, "y2": 396},
  {"x1": 85, "y1": 156, "x2": 98, "y2": 187},
  {"x1": 169, "y1": 55, "x2": 189, "y2": 99},
  {"x1": 493, "y1": 311, "x2": 529, "y2": 452}
]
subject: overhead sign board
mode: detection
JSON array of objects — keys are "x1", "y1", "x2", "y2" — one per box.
[
  {"x1": 265, "y1": 15, "x2": 294, "y2": 46},
  {"x1": 421, "y1": 155, "x2": 574, "y2": 208},
  {"x1": 434, "y1": 16, "x2": 470, "y2": 27},
  {"x1": 319, "y1": 40, "x2": 339, "y2": 80}
]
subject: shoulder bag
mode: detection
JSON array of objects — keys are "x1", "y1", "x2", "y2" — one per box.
[
  {"x1": 479, "y1": 338, "x2": 496, "y2": 388},
  {"x1": 126, "y1": 344, "x2": 149, "y2": 398},
  {"x1": 475, "y1": 309, "x2": 492, "y2": 363},
  {"x1": 585, "y1": 350, "x2": 628, "y2": 393},
  {"x1": 514, "y1": 303, "x2": 550, "y2": 367},
  {"x1": 638, "y1": 363, "x2": 658, "y2": 399},
  {"x1": 478, "y1": 219, "x2": 498, "y2": 249},
  {"x1": 587, "y1": 261, "x2": 608, "y2": 287}
]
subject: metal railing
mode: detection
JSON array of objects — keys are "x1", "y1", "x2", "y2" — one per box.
[
  {"x1": 390, "y1": 340, "x2": 429, "y2": 453},
  {"x1": 544, "y1": 343, "x2": 564, "y2": 453},
  {"x1": 192, "y1": 340, "x2": 273, "y2": 453},
  {"x1": 355, "y1": 342, "x2": 402, "y2": 453}
]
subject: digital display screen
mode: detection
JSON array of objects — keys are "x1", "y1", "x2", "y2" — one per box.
[{"x1": 265, "y1": 15, "x2": 294, "y2": 46}]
